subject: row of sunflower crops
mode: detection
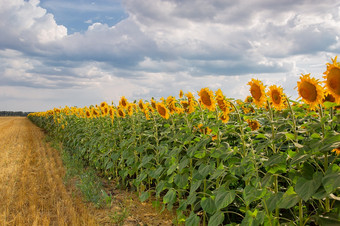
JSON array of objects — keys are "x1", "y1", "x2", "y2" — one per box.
[{"x1": 28, "y1": 57, "x2": 340, "y2": 225}]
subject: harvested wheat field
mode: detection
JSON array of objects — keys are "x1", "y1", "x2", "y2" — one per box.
[{"x1": 0, "y1": 117, "x2": 175, "y2": 226}]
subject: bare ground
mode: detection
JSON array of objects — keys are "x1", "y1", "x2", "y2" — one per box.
[{"x1": 0, "y1": 117, "x2": 175, "y2": 225}]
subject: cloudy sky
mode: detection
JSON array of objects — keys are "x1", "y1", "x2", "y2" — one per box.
[{"x1": 1, "y1": 0, "x2": 339, "y2": 112}]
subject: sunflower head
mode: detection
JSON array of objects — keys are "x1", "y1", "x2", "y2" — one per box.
[
  {"x1": 117, "y1": 107, "x2": 126, "y2": 118},
  {"x1": 332, "y1": 147, "x2": 340, "y2": 156},
  {"x1": 267, "y1": 85, "x2": 286, "y2": 111},
  {"x1": 198, "y1": 87, "x2": 216, "y2": 111},
  {"x1": 247, "y1": 79, "x2": 266, "y2": 107},
  {"x1": 156, "y1": 103, "x2": 170, "y2": 119},
  {"x1": 323, "y1": 56, "x2": 340, "y2": 103},
  {"x1": 100, "y1": 101, "x2": 108, "y2": 108},
  {"x1": 219, "y1": 111, "x2": 229, "y2": 123},
  {"x1": 138, "y1": 99, "x2": 145, "y2": 111},
  {"x1": 127, "y1": 104, "x2": 134, "y2": 116},
  {"x1": 151, "y1": 98, "x2": 157, "y2": 109},
  {"x1": 246, "y1": 119, "x2": 260, "y2": 131},
  {"x1": 119, "y1": 96, "x2": 128, "y2": 108},
  {"x1": 179, "y1": 90, "x2": 184, "y2": 99},
  {"x1": 296, "y1": 73, "x2": 324, "y2": 110}
]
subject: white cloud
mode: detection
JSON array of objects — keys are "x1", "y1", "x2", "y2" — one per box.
[{"x1": 0, "y1": 0, "x2": 340, "y2": 111}]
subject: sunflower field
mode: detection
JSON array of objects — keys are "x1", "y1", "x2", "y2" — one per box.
[{"x1": 28, "y1": 57, "x2": 340, "y2": 225}]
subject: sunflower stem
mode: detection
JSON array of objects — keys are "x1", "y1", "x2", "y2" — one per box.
[
  {"x1": 230, "y1": 101, "x2": 246, "y2": 157},
  {"x1": 286, "y1": 97, "x2": 298, "y2": 141}
]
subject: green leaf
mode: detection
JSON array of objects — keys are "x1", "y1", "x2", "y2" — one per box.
[
  {"x1": 187, "y1": 137, "x2": 211, "y2": 157},
  {"x1": 198, "y1": 164, "x2": 212, "y2": 178},
  {"x1": 174, "y1": 174, "x2": 189, "y2": 188},
  {"x1": 208, "y1": 210, "x2": 224, "y2": 226},
  {"x1": 201, "y1": 196, "x2": 217, "y2": 215},
  {"x1": 149, "y1": 166, "x2": 163, "y2": 179},
  {"x1": 139, "y1": 191, "x2": 150, "y2": 202},
  {"x1": 322, "y1": 165, "x2": 340, "y2": 194},
  {"x1": 291, "y1": 153, "x2": 310, "y2": 165},
  {"x1": 215, "y1": 189, "x2": 235, "y2": 210},
  {"x1": 278, "y1": 187, "x2": 300, "y2": 209},
  {"x1": 285, "y1": 132, "x2": 295, "y2": 141},
  {"x1": 190, "y1": 180, "x2": 202, "y2": 193},
  {"x1": 163, "y1": 189, "x2": 176, "y2": 205},
  {"x1": 243, "y1": 185, "x2": 266, "y2": 206},
  {"x1": 265, "y1": 192, "x2": 283, "y2": 212},
  {"x1": 264, "y1": 153, "x2": 286, "y2": 167},
  {"x1": 185, "y1": 211, "x2": 200, "y2": 226},
  {"x1": 167, "y1": 163, "x2": 177, "y2": 175},
  {"x1": 295, "y1": 172, "x2": 322, "y2": 201}
]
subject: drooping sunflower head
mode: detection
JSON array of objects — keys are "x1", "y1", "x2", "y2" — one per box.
[
  {"x1": 215, "y1": 89, "x2": 229, "y2": 112},
  {"x1": 198, "y1": 87, "x2": 216, "y2": 111},
  {"x1": 323, "y1": 56, "x2": 340, "y2": 103},
  {"x1": 323, "y1": 93, "x2": 336, "y2": 103},
  {"x1": 247, "y1": 78, "x2": 266, "y2": 107},
  {"x1": 296, "y1": 73, "x2": 324, "y2": 110},
  {"x1": 267, "y1": 85, "x2": 286, "y2": 111},
  {"x1": 156, "y1": 103, "x2": 170, "y2": 119}
]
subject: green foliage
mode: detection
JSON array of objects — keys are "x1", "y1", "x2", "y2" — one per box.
[{"x1": 28, "y1": 100, "x2": 340, "y2": 225}]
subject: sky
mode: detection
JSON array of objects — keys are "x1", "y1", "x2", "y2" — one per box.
[{"x1": 1, "y1": 0, "x2": 340, "y2": 112}]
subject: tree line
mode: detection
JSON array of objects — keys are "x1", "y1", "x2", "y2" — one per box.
[{"x1": 0, "y1": 111, "x2": 32, "y2": 117}]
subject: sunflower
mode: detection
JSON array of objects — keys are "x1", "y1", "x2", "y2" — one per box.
[
  {"x1": 156, "y1": 103, "x2": 170, "y2": 119},
  {"x1": 185, "y1": 92, "x2": 197, "y2": 114},
  {"x1": 92, "y1": 108, "x2": 99, "y2": 117},
  {"x1": 198, "y1": 88, "x2": 216, "y2": 111},
  {"x1": 119, "y1": 96, "x2": 129, "y2": 108},
  {"x1": 296, "y1": 73, "x2": 324, "y2": 110},
  {"x1": 323, "y1": 56, "x2": 340, "y2": 103},
  {"x1": 332, "y1": 147, "x2": 340, "y2": 155},
  {"x1": 179, "y1": 90, "x2": 184, "y2": 99},
  {"x1": 248, "y1": 79, "x2": 266, "y2": 107},
  {"x1": 246, "y1": 119, "x2": 260, "y2": 131},
  {"x1": 267, "y1": 85, "x2": 286, "y2": 111},
  {"x1": 215, "y1": 89, "x2": 230, "y2": 112},
  {"x1": 100, "y1": 102, "x2": 108, "y2": 108},
  {"x1": 127, "y1": 104, "x2": 134, "y2": 116},
  {"x1": 180, "y1": 100, "x2": 189, "y2": 113},
  {"x1": 166, "y1": 96, "x2": 177, "y2": 114},
  {"x1": 244, "y1": 96, "x2": 253, "y2": 103},
  {"x1": 323, "y1": 93, "x2": 336, "y2": 103},
  {"x1": 138, "y1": 99, "x2": 145, "y2": 111},
  {"x1": 151, "y1": 98, "x2": 157, "y2": 109},
  {"x1": 219, "y1": 111, "x2": 229, "y2": 123},
  {"x1": 109, "y1": 107, "x2": 115, "y2": 118},
  {"x1": 117, "y1": 107, "x2": 126, "y2": 118}
]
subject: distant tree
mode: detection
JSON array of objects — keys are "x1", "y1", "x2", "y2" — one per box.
[{"x1": 0, "y1": 111, "x2": 32, "y2": 116}]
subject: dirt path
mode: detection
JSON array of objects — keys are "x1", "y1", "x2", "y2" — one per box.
[
  {"x1": 0, "y1": 117, "x2": 175, "y2": 226},
  {"x1": 0, "y1": 117, "x2": 97, "y2": 225}
]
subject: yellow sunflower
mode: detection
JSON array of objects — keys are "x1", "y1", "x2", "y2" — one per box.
[
  {"x1": 332, "y1": 147, "x2": 340, "y2": 155},
  {"x1": 179, "y1": 90, "x2": 184, "y2": 99},
  {"x1": 244, "y1": 96, "x2": 253, "y2": 103},
  {"x1": 219, "y1": 111, "x2": 229, "y2": 123},
  {"x1": 151, "y1": 98, "x2": 157, "y2": 109},
  {"x1": 185, "y1": 92, "x2": 197, "y2": 114},
  {"x1": 127, "y1": 104, "x2": 134, "y2": 116},
  {"x1": 100, "y1": 101, "x2": 108, "y2": 108},
  {"x1": 215, "y1": 89, "x2": 230, "y2": 112},
  {"x1": 117, "y1": 107, "x2": 126, "y2": 118},
  {"x1": 247, "y1": 79, "x2": 266, "y2": 107},
  {"x1": 267, "y1": 85, "x2": 286, "y2": 111},
  {"x1": 138, "y1": 99, "x2": 145, "y2": 111},
  {"x1": 296, "y1": 73, "x2": 324, "y2": 110},
  {"x1": 156, "y1": 103, "x2": 170, "y2": 119},
  {"x1": 246, "y1": 119, "x2": 260, "y2": 131},
  {"x1": 198, "y1": 87, "x2": 216, "y2": 111},
  {"x1": 119, "y1": 96, "x2": 129, "y2": 108},
  {"x1": 323, "y1": 56, "x2": 340, "y2": 103}
]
